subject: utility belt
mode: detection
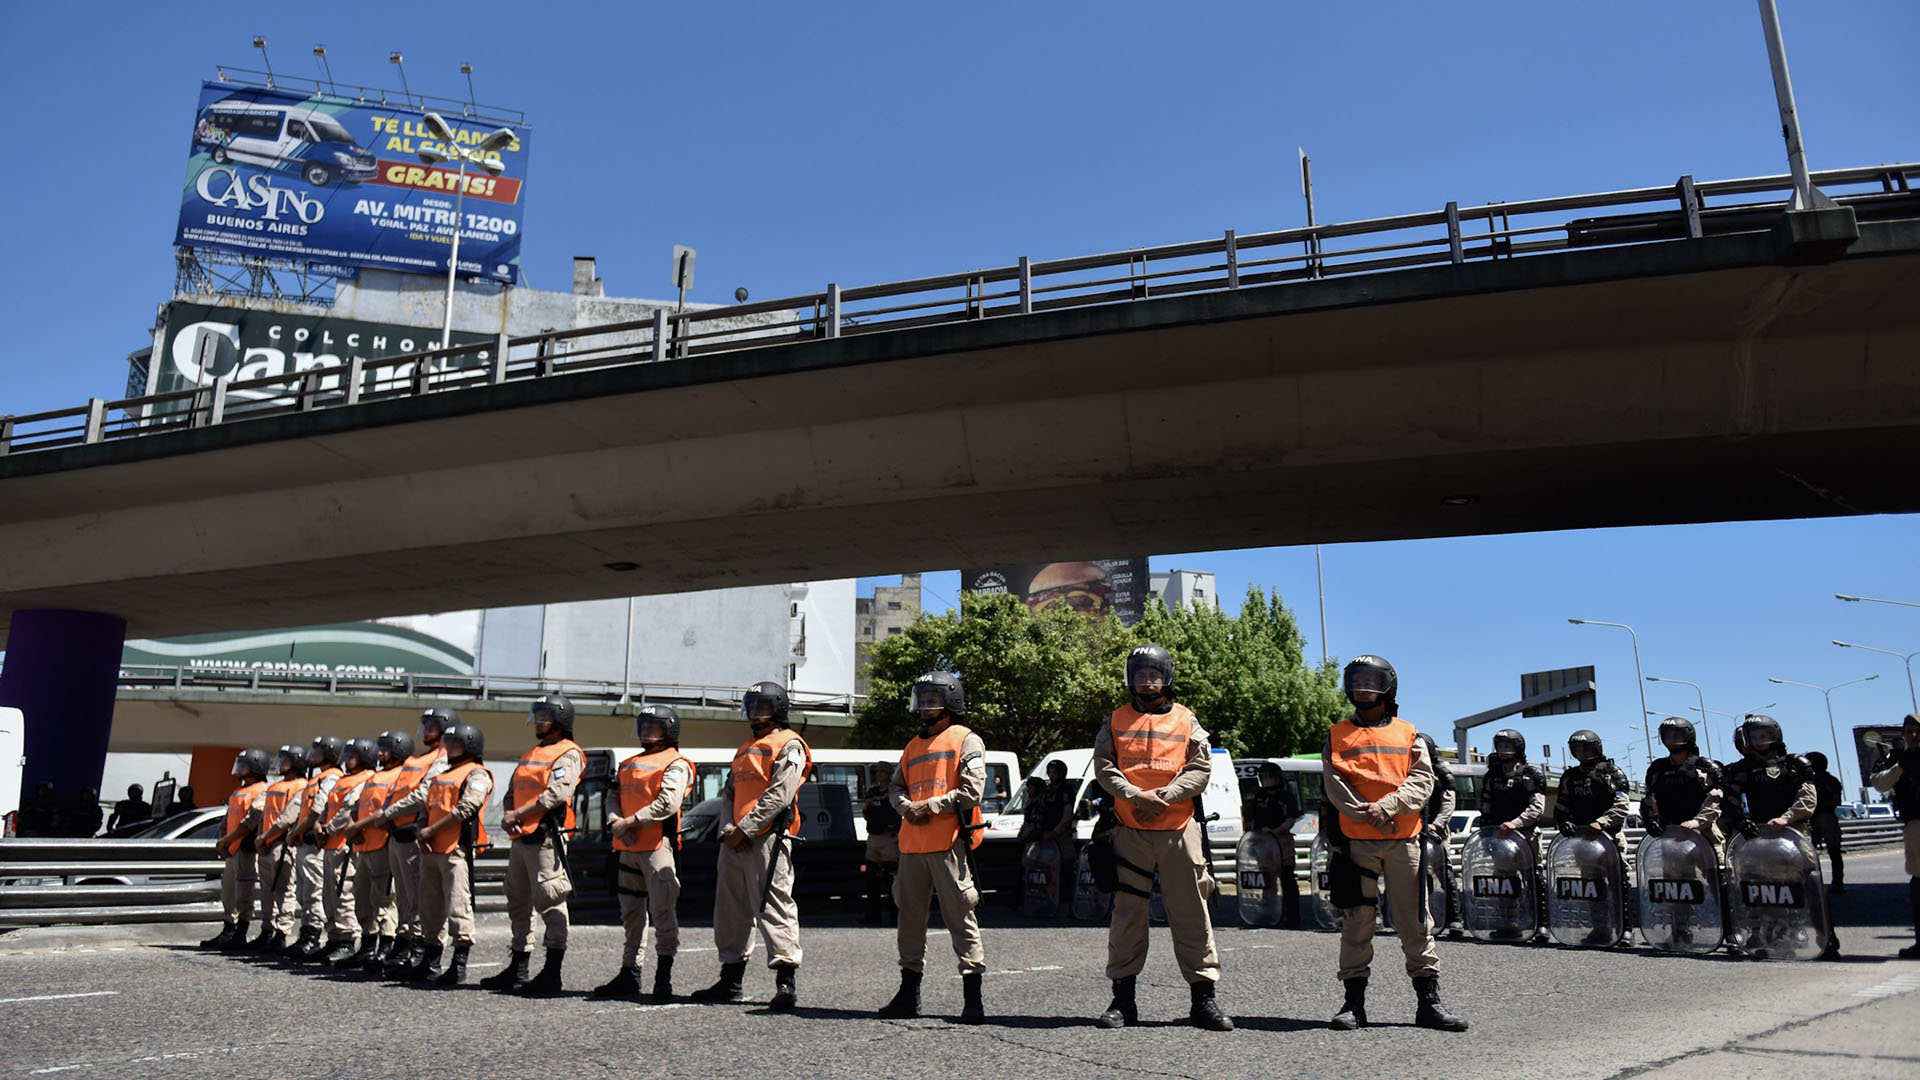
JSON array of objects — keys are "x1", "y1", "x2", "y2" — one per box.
[{"x1": 388, "y1": 825, "x2": 418, "y2": 843}]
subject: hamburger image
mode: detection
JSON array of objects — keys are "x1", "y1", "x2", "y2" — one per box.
[{"x1": 1025, "y1": 561, "x2": 1112, "y2": 617}]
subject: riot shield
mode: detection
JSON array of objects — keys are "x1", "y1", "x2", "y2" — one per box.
[
  {"x1": 1020, "y1": 840, "x2": 1060, "y2": 918},
  {"x1": 1729, "y1": 827, "x2": 1830, "y2": 961},
  {"x1": 1309, "y1": 833, "x2": 1343, "y2": 930},
  {"x1": 1461, "y1": 828, "x2": 1538, "y2": 942},
  {"x1": 1422, "y1": 834, "x2": 1452, "y2": 928},
  {"x1": 1070, "y1": 845, "x2": 1110, "y2": 921},
  {"x1": 1237, "y1": 830, "x2": 1287, "y2": 927},
  {"x1": 1634, "y1": 826, "x2": 1723, "y2": 953},
  {"x1": 1545, "y1": 831, "x2": 1625, "y2": 947}
]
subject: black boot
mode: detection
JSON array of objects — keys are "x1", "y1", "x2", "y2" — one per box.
[
  {"x1": 1095, "y1": 975, "x2": 1137, "y2": 1029},
  {"x1": 253, "y1": 928, "x2": 287, "y2": 954},
  {"x1": 200, "y1": 922, "x2": 237, "y2": 949},
  {"x1": 520, "y1": 947, "x2": 565, "y2": 995},
  {"x1": 877, "y1": 969, "x2": 921, "y2": 1018},
  {"x1": 649, "y1": 956, "x2": 674, "y2": 1002},
  {"x1": 1189, "y1": 980, "x2": 1233, "y2": 1031},
  {"x1": 1329, "y1": 977, "x2": 1367, "y2": 1030},
  {"x1": 219, "y1": 921, "x2": 251, "y2": 952},
  {"x1": 364, "y1": 935, "x2": 395, "y2": 973},
  {"x1": 394, "y1": 938, "x2": 429, "y2": 978},
  {"x1": 479, "y1": 950, "x2": 531, "y2": 991},
  {"x1": 591, "y1": 966, "x2": 640, "y2": 1000},
  {"x1": 415, "y1": 944, "x2": 444, "y2": 982},
  {"x1": 327, "y1": 934, "x2": 367, "y2": 967},
  {"x1": 692, "y1": 961, "x2": 746, "y2": 1002},
  {"x1": 769, "y1": 964, "x2": 798, "y2": 1010},
  {"x1": 959, "y1": 973, "x2": 985, "y2": 1025},
  {"x1": 282, "y1": 926, "x2": 316, "y2": 959},
  {"x1": 1413, "y1": 976, "x2": 1469, "y2": 1032},
  {"x1": 292, "y1": 927, "x2": 330, "y2": 962},
  {"x1": 435, "y1": 945, "x2": 470, "y2": 986}
]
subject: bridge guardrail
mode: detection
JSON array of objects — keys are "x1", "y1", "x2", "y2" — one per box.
[{"x1": 2, "y1": 163, "x2": 1913, "y2": 459}]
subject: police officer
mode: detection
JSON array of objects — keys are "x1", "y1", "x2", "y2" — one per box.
[
  {"x1": 1037, "y1": 759, "x2": 1078, "y2": 913},
  {"x1": 1323, "y1": 655, "x2": 1467, "y2": 1033},
  {"x1": 592, "y1": 705, "x2": 693, "y2": 1002},
  {"x1": 1641, "y1": 716, "x2": 1725, "y2": 947},
  {"x1": 1804, "y1": 751, "x2": 1847, "y2": 892},
  {"x1": 287, "y1": 735, "x2": 346, "y2": 962},
  {"x1": 341, "y1": 730, "x2": 412, "y2": 971},
  {"x1": 1723, "y1": 714, "x2": 1835, "y2": 959},
  {"x1": 860, "y1": 763, "x2": 902, "y2": 926},
  {"x1": 480, "y1": 693, "x2": 584, "y2": 995},
  {"x1": 249, "y1": 745, "x2": 311, "y2": 953},
  {"x1": 364, "y1": 709, "x2": 453, "y2": 977},
  {"x1": 877, "y1": 672, "x2": 988, "y2": 1023},
  {"x1": 418, "y1": 722, "x2": 493, "y2": 986},
  {"x1": 1869, "y1": 713, "x2": 1920, "y2": 959},
  {"x1": 311, "y1": 737, "x2": 375, "y2": 965},
  {"x1": 693, "y1": 682, "x2": 811, "y2": 1009},
  {"x1": 1553, "y1": 730, "x2": 1631, "y2": 940},
  {"x1": 1246, "y1": 761, "x2": 1303, "y2": 929},
  {"x1": 204, "y1": 749, "x2": 271, "y2": 949},
  {"x1": 1416, "y1": 733, "x2": 1464, "y2": 938},
  {"x1": 1480, "y1": 728, "x2": 1547, "y2": 942},
  {"x1": 1093, "y1": 644, "x2": 1231, "y2": 1032}
]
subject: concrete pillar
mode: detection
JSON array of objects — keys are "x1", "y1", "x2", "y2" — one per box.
[{"x1": 0, "y1": 609, "x2": 127, "y2": 814}]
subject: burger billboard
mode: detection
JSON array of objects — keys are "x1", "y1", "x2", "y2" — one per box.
[{"x1": 960, "y1": 558, "x2": 1151, "y2": 626}]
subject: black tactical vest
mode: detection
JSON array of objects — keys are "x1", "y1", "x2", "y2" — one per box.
[
  {"x1": 1727, "y1": 754, "x2": 1813, "y2": 822},
  {"x1": 1482, "y1": 763, "x2": 1544, "y2": 823},
  {"x1": 1647, "y1": 755, "x2": 1721, "y2": 825},
  {"x1": 1557, "y1": 759, "x2": 1628, "y2": 830}
]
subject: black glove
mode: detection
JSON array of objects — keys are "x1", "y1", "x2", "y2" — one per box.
[
  {"x1": 1739, "y1": 818, "x2": 1760, "y2": 839},
  {"x1": 1644, "y1": 819, "x2": 1664, "y2": 837}
]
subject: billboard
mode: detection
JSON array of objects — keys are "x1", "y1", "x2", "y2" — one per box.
[
  {"x1": 122, "y1": 615, "x2": 479, "y2": 679},
  {"x1": 176, "y1": 82, "x2": 530, "y2": 282},
  {"x1": 961, "y1": 559, "x2": 1152, "y2": 626}
]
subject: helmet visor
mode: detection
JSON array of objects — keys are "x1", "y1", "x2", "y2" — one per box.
[
  {"x1": 910, "y1": 684, "x2": 947, "y2": 713},
  {"x1": 1660, "y1": 726, "x2": 1692, "y2": 749},
  {"x1": 1346, "y1": 668, "x2": 1392, "y2": 696},
  {"x1": 526, "y1": 704, "x2": 556, "y2": 727},
  {"x1": 742, "y1": 695, "x2": 777, "y2": 722},
  {"x1": 231, "y1": 755, "x2": 247, "y2": 778}
]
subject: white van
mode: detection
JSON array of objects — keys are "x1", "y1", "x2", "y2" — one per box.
[
  {"x1": 195, "y1": 99, "x2": 377, "y2": 186},
  {"x1": 985, "y1": 746, "x2": 1243, "y2": 876},
  {"x1": 0, "y1": 708, "x2": 22, "y2": 837}
]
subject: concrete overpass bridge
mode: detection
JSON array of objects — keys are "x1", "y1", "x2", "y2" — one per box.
[{"x1": 1, "y1": 162, "x2": 1917, "y2": 793}]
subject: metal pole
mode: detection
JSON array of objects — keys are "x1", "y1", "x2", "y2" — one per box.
[
  {"x1": 1315, "y1": 544, "x2": 1328, "y2": 668},
  {"x1": 1834, "y1": 640, "x2": 1920, "y2": 711},
  {"x1": 441, "y1": 157, "x2": 469, "y2": 352},
  {"x1": 1300, "y1": 148, "x2": 1320, "y2": 279},
  {"x1": 1820, "y1": 687, "x2": 1844, "y2": 793},
  {"x1": 619, "y1": 596, "x2": 634, "y2": 706},
  {"x1": 1755, "y1": 0, "x2": 1829, "y2": 210},
  {"x1": 1571, "y1": 619, "x2": 1653, "y2": 761}
]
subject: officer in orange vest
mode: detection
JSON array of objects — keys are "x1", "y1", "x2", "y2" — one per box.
[
  {"x1": 249, "y1": 744, "x2": 311, "y2": 953},
  {"x1": 204, "y1": 748, "x2": 272, "y2": 950},
  {"x1": 287, "y1": 735, "x2": 346, "y2": 962},
  {"x1": 313, "y1": 737, "x2": 376, "y2": 965},
  {"x1": 1093, "y1": 644, "x2": 1232, "y2": 1032},
  {"x1": 417, "y1": 722, "x2": 494, "y2": 986},
  {"x1": 692, "y1": 681, "x2": 810, "y2": 1009},
  {"x1": 876, "y1": 672, "x2": 987, "y2": 1023},
  {"x1": 1322, "y1": 655, "x2": 1467, "y2": 1032},
  {"x1": 342, "y1": 729, "x2": 413, "y2": 972},
  {"x1": 479, "y1": 693, "x2": 583, "y2": 995},
  {"x1": 592, "y1": 705, "x2": 693, "y2": 1002},
  {"x1": 365, "y1": 708, "x2": 453, "y2": 977}
]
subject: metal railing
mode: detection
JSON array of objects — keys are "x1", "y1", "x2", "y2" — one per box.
[
  {"x1": 114, "y1": 663, "x2": 867, "y2": 714},
  {"x1": 3, "y1": 163, "x2": 1913, "y2": 460}
]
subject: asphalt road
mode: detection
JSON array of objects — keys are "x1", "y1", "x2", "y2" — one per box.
[{"x1": 2, "y1": 850, "x2": 1916, "y2": 1080}]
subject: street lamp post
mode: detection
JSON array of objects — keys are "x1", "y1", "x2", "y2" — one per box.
[
  {"x1": 417, "y1": 112, "x2": 516, "y2": 352},
  {"x1": 1646, "y1": 676, "x2": 1713, "y2": 759},
  {"x1": 1768, "y1": 674, "x2": 1879, "y2": 794},
  {"x1": 1833, "y1": 640, "x2": 1920, "y2": 711},
  {"x1": 1837, "y1": 593, "x2": 1920, "y2": 609},
  {"x1": 1570, "y1": 618, "x2": 1651, "y2": 761}
]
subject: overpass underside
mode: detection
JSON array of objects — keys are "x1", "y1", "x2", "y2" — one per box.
[{"x1": 2, "y1": 220, "x2": 1917, "y2": 643}]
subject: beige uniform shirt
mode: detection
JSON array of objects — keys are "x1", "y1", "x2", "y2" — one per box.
[
  {"x1": 1093, "y1": 711, "x2": 1213, "y2": 807},
  {"x1": 722, "y1": 733, "x2": 810, "y2": 836},
  {"x1": 888, "y1": 729, "x2": 988, "y2": 816}
]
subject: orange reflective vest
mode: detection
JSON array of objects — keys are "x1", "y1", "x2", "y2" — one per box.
[
  {"x1": 225, "y1": 780, "x2": 266, "y2": 842},
  {"x1": 298, "y1": 766, "x2": 342, "y2": 843},
  {"x1": 386, "y1": 748, "x2": 444, "y2": 828},
  {"x1": 1109, "y1": 703, "x2": 1198, "y2": 831},
  {"x1": 424, "y1": 761, "x2": 491, "y2": 855},
  {"x1": 614, "y1": 749, "x2": 693, "y2": 853},
  {"x1": 898, "y1": 724, "x2": 985, "y2": 854},
  {"x1": 507, "y1": 739, "x2": 582, "y2": 838},
  {"x1": 257, "y1": 777, "x2": 308, "y2": 846},
  {"x1": 322, "y1": 771, "x2": 370, "y2": 851},
  {"x1": 732, "y1": 728, "x2": 812, "y2": 836},
  {"x1": 353, "y1": 767, "x2": 401, "y2": 853},
  {"x1": 1328, "y1": 716, "x2": 1422, "y2": 840}
]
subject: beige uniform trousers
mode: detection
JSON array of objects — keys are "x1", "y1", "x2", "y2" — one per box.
[
  {"x1": 616, "y1": 847, "x2": 681, "y2": 968},
  {"x1": 1107, "y1": 821, "x2": 1220, "y2": 983},
  {"x1": 1339, "y1": 836, "x2": 1441, "y2": 982},
  {"x1": 715, "y1": 830, "x2": 801, "y2": 968},
  {"x1": 894, "y1": 843, "x2": 985, "y2": 975},
  {"x1": 419, "y1": 849, "x2": 476, "y2": 949},
  {"x1": 321, "y1": 847, "x2": 358, "y2": 938},
  {"x1": 256, "y1": 844, "x2": 300, "y2": 935},
  {"x1": 390, "y1": 835, "x2": 425, "y2": 937},
  {"x1": 220, "y1": 851, "x2": 258, "y2": 923},
  {"x1": 506, "y1": 834, "x2": 572, "y2": 951},
  {"x1": 294, "y1": 842, "x2": 326, "y2": 931},
  {"x1": 353, "y1": 847, "x2": 397, "y2": 937}
]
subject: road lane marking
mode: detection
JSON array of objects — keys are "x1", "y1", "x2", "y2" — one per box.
[
  {"x1": 1854, "y1": 972, "x2": 1920, "y2": 998},
  {"x1": 0, "y1": 991, "x2": 119, "y2": 1004},
  {"x1": 29, "y1": 1066, "x2": 91, "y2": 1075}
]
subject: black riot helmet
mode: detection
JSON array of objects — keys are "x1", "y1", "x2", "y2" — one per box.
[
  {"x1": 232, "y1": 747, "x2": 271, "y2": 781},
  {"x1": 527, "y1": 694, "x2": 575, "y2": 739},
  {"x1": 635, "y1": 704, "x2": 682, "y2": 751},
  {"x1": 743, "y1": 681, "x2": 790, "y2": 737},
  {"x1": 343, "y1": 737, "x2": 377, "y2": 773},
  {"x1": 1126, "y1": 644, "x2": 1176, "y2": 708},
  {"x1": 1343, "y1": 655, "x2": 1397, "y2": 709},
  {"x1": 1256, "y1": 760, "x2": 1285, "y2": 786},
  {"x1": 377, "y1": 729, "x2": 415, "y2": 767},
  {"x1": 310, "y1": 735, "x2": 344, "y2": 767},
  {"x1": 443, "y1": 722, "x2": 485, "y2": 763},
  {"x1": 1658, "y1": 715, "x2": 1698, "y2": 754},
  {"x1": 910, "y1": 671, "x2": 966, "y2": 719},
  {"x1": 1492, "y1": 729, "x2": 1526, "y2": 762},
  {"x1": 1805, "y1": 750, "x2": 1829, "y2": 772},
  {"x1": 1568, "y1": 729, "x2": 1603, "y2": 765},
  {"x1": 1741, "y1": 714, "x2": 1785, "y2": 756},
  {"x1": 420, "y1": 708, "x2": 457, "y2": 746},
  {"x1": 1731, "y1": 722, "x2": 1748, "y2": 758},
  {"x1": 276, "y1": 743, "x2": 311, "y2": 778}
]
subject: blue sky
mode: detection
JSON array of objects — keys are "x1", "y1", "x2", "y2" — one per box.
[{"x1": 2, "y1": 3, "x2": 1915, "y2": 789}]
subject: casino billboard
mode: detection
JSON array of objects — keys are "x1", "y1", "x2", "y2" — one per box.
[
  {"x1": 960, "y1": 559, "x2": 1152, "y2": 626},
  {"x1": 176, "y1": 82, "x2": 530, "y2": 283}
]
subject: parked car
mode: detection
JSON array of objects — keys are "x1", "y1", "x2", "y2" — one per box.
[{"x1": 1863, "y1": 803, "x2": 1896, "y2": 820}]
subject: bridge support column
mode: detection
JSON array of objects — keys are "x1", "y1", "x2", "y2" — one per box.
[{"x1": 0, "y1": 609, "x2": 126, "y2": 817}]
